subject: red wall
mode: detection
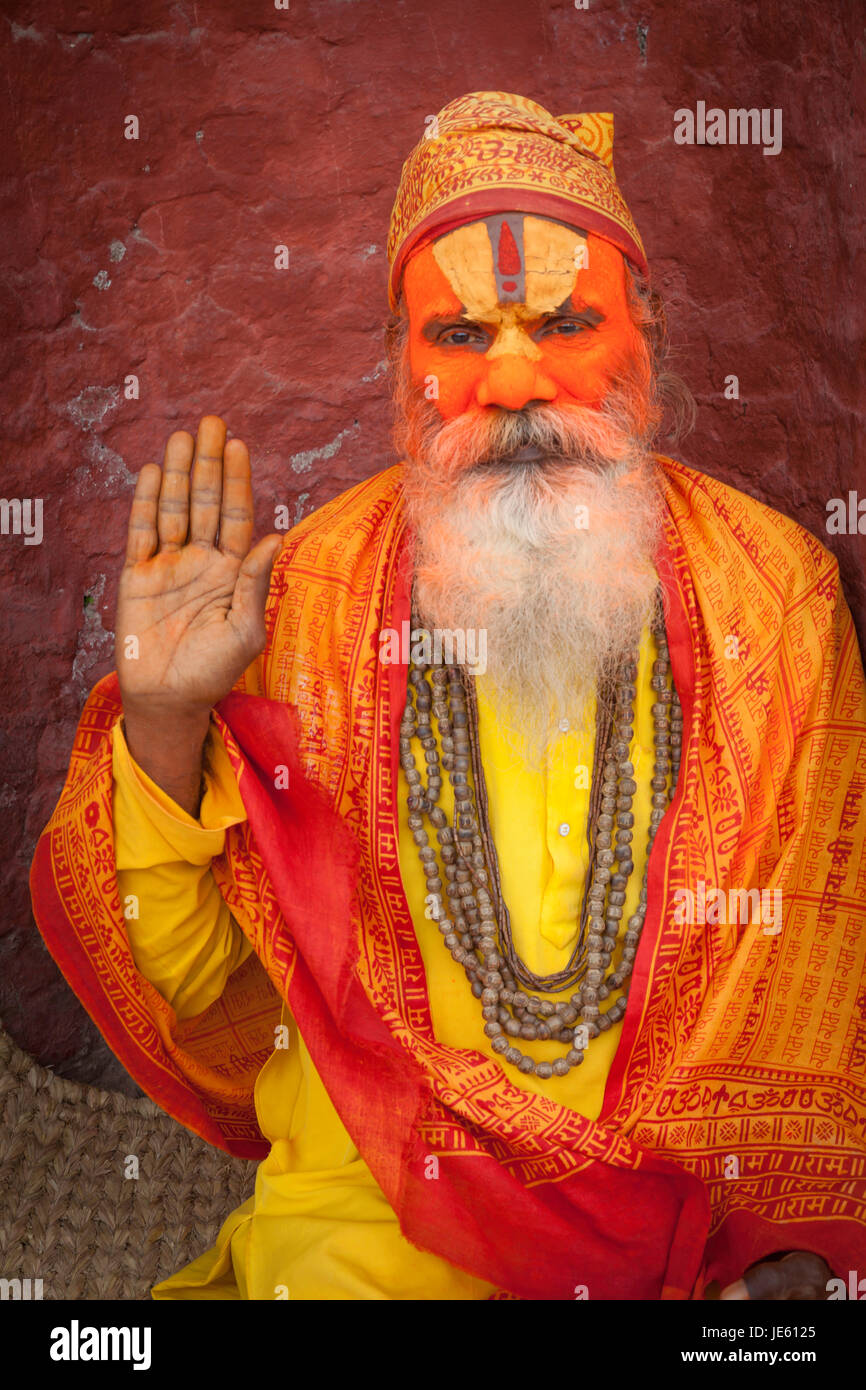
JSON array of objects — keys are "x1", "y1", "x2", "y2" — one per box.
[{"x1": 1, "y1": 0, "x2": 863, "y2": 1089}]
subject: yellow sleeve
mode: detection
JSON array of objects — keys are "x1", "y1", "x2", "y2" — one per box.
[{"x1": 112, "y1": 715, "x2": 253, "y2": 1021}]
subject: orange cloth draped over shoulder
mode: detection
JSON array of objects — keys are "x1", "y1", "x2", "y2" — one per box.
[{"x1": 30, "y1": 457, "x2": 866, "y2": 1299}]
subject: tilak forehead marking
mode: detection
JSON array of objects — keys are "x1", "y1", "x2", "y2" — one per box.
[
  {"x1": 488, "y1": 213, "x2": 526, "y2": 302},
  {"x1": 431, "y1": 214, "x2": 590, "y2": 319}
]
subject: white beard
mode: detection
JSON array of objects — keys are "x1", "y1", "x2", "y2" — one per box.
[{"x1": 401, "y1": 401, "x2": 666, "y2": 760}]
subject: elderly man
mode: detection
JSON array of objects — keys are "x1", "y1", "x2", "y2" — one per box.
[{"x1": 31, "y1": 92, "x2": 866, "y2": 1301}]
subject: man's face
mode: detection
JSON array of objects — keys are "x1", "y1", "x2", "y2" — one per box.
[
  {"x1": 396, "y1": 213, "x2": 664, "y2": 754},
  {"x1": 402, "y1": 215, "x2": 642, "y2": 423}
]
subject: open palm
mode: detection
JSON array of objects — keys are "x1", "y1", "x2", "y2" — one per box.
[{"x1": 116, "y1": 416, "x2": 283, "y2": 717}]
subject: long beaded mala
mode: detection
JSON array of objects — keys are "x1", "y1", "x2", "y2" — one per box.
[{"x1": 399, "y1": 588, "x2": 682, "y2": 1080}]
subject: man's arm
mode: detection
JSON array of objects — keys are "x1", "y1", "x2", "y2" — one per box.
[
  {"x1": 113, "y1": 715, "x2": 252, "y2": 1021},
  {"x1": 123, "y1": 705, "x2": 211, "y2": 821}
]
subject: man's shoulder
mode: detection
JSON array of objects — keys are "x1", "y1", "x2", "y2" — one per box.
[
  {"x1": 657, "y1": 455, "x2": 840, "y2": 602},
  {"x1": 253, "y1": 464, "x2": 406, "y2": 690},
  {"x1": 274, "y1": 463, "x2": 405, "y2": 569}
]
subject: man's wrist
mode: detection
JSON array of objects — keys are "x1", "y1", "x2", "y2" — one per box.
[{"x1": 121, "y1": 702, "x2": 212, "y2": 817}]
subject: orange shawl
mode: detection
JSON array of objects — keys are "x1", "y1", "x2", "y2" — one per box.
[{"x1": 31, "y1": 457, "x2": 866, "y2": 1298}]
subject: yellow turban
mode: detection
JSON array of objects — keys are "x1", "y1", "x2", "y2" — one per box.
[{"x1": 387, "y1": 91, "x2": 647, "y2": 311}]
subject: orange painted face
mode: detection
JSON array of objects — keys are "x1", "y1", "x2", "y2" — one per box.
[{"x1": 402, "y1": 215, "x2": 642, "y2": 421}]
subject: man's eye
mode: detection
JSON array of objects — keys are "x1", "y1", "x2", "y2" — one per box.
[
  {"x1": 438, "y1": 327, "x2": 480, "y2": 345},
  {"x1": 543, "y1": 319, "x2": 588, "y2": 337}
]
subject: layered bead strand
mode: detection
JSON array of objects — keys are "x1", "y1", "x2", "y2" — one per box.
[{"x1": 399, "y1": 596, "x2": 681, "y2": 1080}]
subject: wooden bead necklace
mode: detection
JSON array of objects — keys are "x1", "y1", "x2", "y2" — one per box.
[{"x1": 400, "y1": 588, "x2": 682, "y2": 1079}]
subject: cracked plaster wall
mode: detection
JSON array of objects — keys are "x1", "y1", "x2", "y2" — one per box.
[{"x1": 0, "y1": 0, "x2": 863, "y2": 1090}]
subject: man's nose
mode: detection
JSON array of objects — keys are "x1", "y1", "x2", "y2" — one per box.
[{"x1": 475, "y1": 355, "x2": 558, "y2": 411}]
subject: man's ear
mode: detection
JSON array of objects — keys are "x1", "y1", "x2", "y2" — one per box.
[{"x1": 384, "y1": 306, "x2": 409, "y2": 373}]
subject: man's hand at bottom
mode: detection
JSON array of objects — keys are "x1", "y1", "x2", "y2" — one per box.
[{"x1": 720, "y1": 1251, "x2": 832, "y2": 1300}]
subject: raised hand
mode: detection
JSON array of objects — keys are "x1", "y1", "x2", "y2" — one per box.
[{"x1": 116, "y1": 416, "x2": 283, "y2": 814}]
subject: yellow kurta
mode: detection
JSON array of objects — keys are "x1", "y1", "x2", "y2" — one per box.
[{"x1": 112, "y1": 626, "x2": 657, "y2": 1299}]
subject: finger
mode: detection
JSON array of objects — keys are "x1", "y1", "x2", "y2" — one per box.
[
  {"x1": 719, "y1": 1279, "x2": 749, "y2": 1301},
  {"x1": 218, "y1": 438, "x2": 254, "y2": 559},
  {"x1": 189, "y1": 415, "x2": 226, "y2": 546},
  {"x1": 125, "y1": 464, "x2": 162, "y2": 564},
  {"x1": 157, "y1": 431, "x2": 194, "y2": 551},
  {"x1": 230, "y1": 533, "x2": 284, "y2": 638}
]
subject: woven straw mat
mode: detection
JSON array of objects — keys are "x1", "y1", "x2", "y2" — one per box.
[{"x1": 0, "y1": 1022, "x2": 257, "y2": 1300}]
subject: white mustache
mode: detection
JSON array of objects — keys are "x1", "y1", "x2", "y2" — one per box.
[{"x1": 425, "y1": 392, "x2": 651, "y2": 484}]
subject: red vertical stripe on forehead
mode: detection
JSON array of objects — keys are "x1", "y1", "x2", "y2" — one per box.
[{"x1": 497, "y1": 220, "x2": 521, "y2": 274}]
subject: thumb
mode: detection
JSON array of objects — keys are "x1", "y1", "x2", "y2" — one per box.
[{"x1": 230, "y1": 533, "x2": 284, "y2": 638}]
